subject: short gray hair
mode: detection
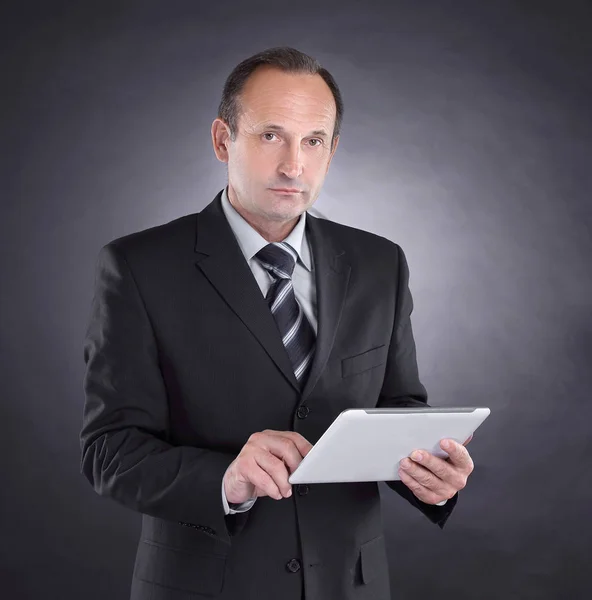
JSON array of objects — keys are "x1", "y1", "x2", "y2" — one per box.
[{"x1": 217, "y1": 46, "x2": 344, "y2": 149}]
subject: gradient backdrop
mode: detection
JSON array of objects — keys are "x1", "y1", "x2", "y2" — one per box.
[{"x1": 2, "y1": 0, "x2": 591, "y2": 598}]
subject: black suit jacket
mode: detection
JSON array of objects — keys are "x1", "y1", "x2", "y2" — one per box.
[{"x1": 80, "y1": 190, "x2": 458, "y2": 600}]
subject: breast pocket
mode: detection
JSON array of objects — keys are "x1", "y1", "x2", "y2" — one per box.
[
  {"x1": 359, "y1": 534, "x2": 387, "y2": 585},
  {"x1": 341, "y1": 344, "x2": 388, "y2": 378},
  {"x1": 133, "y1": 539, "x2": 227, "y2": 596}
]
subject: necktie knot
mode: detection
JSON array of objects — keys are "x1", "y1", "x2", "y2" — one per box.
[{"x1": 255, "y1": 242, "x2": 297, "y2": 279}]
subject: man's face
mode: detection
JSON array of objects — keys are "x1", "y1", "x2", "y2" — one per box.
[{"x1": 214, "y1": 66, "x2": 339, "y2": 224}]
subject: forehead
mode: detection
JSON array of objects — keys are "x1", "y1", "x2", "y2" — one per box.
[{"x1": 238, "y1": 66, "x2": 336, "y2": 131}]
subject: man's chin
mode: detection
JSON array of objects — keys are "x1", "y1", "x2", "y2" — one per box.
[
  {"x1": 265, "y1": 202, "x2": 309, "y2": 222},
  {"x1": 265, "y1": 210, "x2": 304, "y2": 223}
]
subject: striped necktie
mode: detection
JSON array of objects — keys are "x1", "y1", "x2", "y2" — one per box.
[{"x1": 255, "y1": 242, "x2": 316, "y2": 388}]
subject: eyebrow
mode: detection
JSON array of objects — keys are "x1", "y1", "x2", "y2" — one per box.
[{"x1": 261, "y1": 124, "x2": 330, "y2": 140}]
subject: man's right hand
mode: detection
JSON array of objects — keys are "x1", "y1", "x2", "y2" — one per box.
[{"x1": 223, "y1": 430, "x2": 314, "y2": 504}]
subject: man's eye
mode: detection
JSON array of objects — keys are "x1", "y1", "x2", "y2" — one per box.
[
  {"x1": 309, "y1": 139, "x2": 322, "y2": 147},
  {"x1": 263, "y1": 133, "x2": 277, "y2": 141}
]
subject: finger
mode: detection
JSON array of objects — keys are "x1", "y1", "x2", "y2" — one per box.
[
  {"x1": 278, "y1": 430, "x2": 315, "y2": 457},
  {"x1": 246, "y1": 453, "x2": 284, "y2": 499},
  {"x1": 441, "y1": 439, "x2": 474, "y2": 473},
  {"x1": 252, "y1": 432, "x2": 308, "y2": 474},
  {"x1": 398, "y1": 466, "x2": 453, "y2": 505},
  {"x1": 239, "y1": 457, "x2": 283, "y2": 501},
  {"x1": 261, "y1": 430, "x2": 314, "y2": 461},
  {"x1": 400, "y1": 457, "x2": 455, "y2": 495},
  {"x1": 408, "y1": 450, "x2": 463, "y2": 489},
  {"x1": 252, "y1": 452, "x2": 293, "y2": 499}
]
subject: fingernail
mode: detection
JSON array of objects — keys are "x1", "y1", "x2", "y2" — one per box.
[
  {"x1": 442, "y1": 440, "x2": 451, "y2": 449},
  {"x1": 401, "y1": 459, "x2": 410, "y2": 469},
  {"x1": 412, "y1": 451, "x2": 423, "y2": 461}
]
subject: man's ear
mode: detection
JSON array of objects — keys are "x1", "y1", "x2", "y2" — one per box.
[{"x1": 211, "y1": 118, "x2": 231, "y2": 163}]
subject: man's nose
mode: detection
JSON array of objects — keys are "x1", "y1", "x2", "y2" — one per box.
[{"x1": 278, "y1": 144, "x2": 304, "y2": 179}]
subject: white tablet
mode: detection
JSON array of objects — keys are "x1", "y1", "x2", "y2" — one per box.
[{"x1": 288, "y1": 407, "x2": 490, "y2": 485}]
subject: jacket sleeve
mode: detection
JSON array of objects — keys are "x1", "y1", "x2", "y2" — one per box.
[
  {"x1": 79, "y1": 242, "x2": 250, "y2": 545},
  {"x1": 377, "y1": 243, "x2": 459, "y2": 529}
]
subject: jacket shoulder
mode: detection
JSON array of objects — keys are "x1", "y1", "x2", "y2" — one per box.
[
  {"x1": 313, "y1": 215, "x2": 402, "y2": 258},
  {"x1": 100, "y1": 213, "x2": 197, "y2": 262}
]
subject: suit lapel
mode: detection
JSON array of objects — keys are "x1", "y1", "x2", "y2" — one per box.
[
  {"x1": 300, "y1": 212, "x2": 351, "y2": 401},
  {"x1": 193, "y1": 191, "x2": 351, "y2": 401}
]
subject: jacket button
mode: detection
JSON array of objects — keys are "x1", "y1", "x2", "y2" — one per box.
[
  {"x1": 286, "y1": 558, "x2": 301, "y2": 573},
  {"x1": 296, "y1": 406, "x2": 310, "y2": 419},
  {"x1": 297, "y1": 484, "x2": 309, "y2": 496}
]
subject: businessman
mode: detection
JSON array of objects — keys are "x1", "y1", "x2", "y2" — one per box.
[{"x1": 80, "y1": 47, "x2": 475, "y2": 600}]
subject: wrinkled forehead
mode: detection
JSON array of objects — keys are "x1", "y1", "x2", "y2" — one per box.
[{"x1": 237, "y1": 68, "x2": 336, "y2": 134}]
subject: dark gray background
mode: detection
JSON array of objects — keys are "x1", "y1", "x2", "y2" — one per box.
[{"x1": 2, "y1": 0, "x2": 591, "y2": 598}]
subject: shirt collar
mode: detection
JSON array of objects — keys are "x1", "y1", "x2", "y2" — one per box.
[{"x1": 220, "y1": 186, "x2": 312, "y2": 271}]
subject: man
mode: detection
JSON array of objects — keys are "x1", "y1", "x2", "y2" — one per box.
[{"x1": 80, "y1": 47, "x2": 474, "y2": 600}]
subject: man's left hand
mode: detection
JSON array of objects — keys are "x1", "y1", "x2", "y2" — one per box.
[{"x1": 398, "y1": 435, "x2": 474, "y2": 505}]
